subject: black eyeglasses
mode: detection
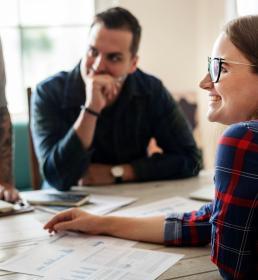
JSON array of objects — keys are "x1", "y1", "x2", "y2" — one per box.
[{"x1": 208, "y1": 57, "x2": 257, "y2": 83}]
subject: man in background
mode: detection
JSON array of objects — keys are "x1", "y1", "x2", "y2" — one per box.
[
  {"x1": 0, "y1": 38, "x2": 20, "y2": 202},
  {"x1": 31, "y1": 7, "x2": 202, "y2": 191}
]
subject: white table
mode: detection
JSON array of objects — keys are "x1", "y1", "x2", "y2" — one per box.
[{"x1": 0, "y1": 171, "x2": 221, "y2": 279}]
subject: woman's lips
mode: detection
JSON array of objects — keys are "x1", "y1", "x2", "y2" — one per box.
[{"x1": 209, "y1": 95, "x2": 221, "y2": 102}]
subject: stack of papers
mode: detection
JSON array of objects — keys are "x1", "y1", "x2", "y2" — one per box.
[
  {"x1": 0, "y1": 233, "x2": 183, "y2": 280},
  {"x1": 112, "y1": 196, "x2": 204, "y2": 217},
  {"x1": 0, "y1": 195, "x2": 197, "y2": 279},
  {"x1": 0, "y1": 215, "x2": 49, "y2": 248}
]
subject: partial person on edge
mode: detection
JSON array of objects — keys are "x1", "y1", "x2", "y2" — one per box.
[{"x1": 0, "y1": 37, "x2": 20, "y2": 202}]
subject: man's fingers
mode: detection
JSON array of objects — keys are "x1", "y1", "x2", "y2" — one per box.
[
  {"x1": 3, "y1": 190, "x2": 11, "y2": 202},
  {"x1": 0, "y1": 186, "x2": 20, "y2": 202},
  {"x1": 8, "y1": 190, "x2": 20, "y2": 202}
]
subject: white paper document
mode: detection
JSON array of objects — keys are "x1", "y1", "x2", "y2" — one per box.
[
  {"x1": 0, "y1": 214, "x2": 49, "y2": 247},
  {"x1": 112, "y1": 196, "x2": 205, "y2": 217},
  {"x1": 45, "y1": 245, "x2": 183, "y2": 280},
  {"x1": 81, "y1": 194, "x2": 138, "y2": 215},
  {"x1": 46, "y1": 232, "x2": 136, "y2": 248},
  {"x1": 2, "y1": 242, "x2": 183, "y2": 280},
  {"x1": 0, "y1": 232, "x2": 136, "y2": 276}
]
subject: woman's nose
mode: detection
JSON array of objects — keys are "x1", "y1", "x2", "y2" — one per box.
[{"x1": 199, "y1": 73, "x2": 213, "y2": 90}]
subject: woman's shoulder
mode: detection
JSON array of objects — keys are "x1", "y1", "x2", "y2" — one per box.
[
  {"x1": 223, "y1": 121, "x2": 258, "y2": 141},
  {"x1": 215, "y1": 121, "x2": 258, "y2": 194}
]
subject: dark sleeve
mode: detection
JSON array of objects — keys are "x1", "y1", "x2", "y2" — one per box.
[
  {"x1": 210, "y1": 123, "x2": 258, "y2": 279},
  {"x1": 164, "y1": 203, "x2": 212, "y2": 246},
  {"x1": 31, "y1": 81, "x2": 93, "y2": 191},
  {"x1": 131, "y1": 81, "x2": 202, "y2": 181}
]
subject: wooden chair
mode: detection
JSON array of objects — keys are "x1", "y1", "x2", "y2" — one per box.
[{"x1": 27, "y1": 87, "x2": 41, "y2": 190}]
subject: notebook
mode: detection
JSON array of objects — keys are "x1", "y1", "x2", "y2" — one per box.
[{"x1": 21, "y1": 191, "x2": 90, "y2": 207}]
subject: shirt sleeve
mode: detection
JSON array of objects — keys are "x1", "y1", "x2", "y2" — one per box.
[
  {"x1": 0, "y1": 38, "x2": 7, "y2": 108},
  {"x1": 31, "y1": 81, "x2": 93, "y2": 191},
  {"x1": 210, "y1": 123, "x2": 258, "y2": 279},
  {"x1": 164, "y1": 203, "x2": 212, "y2": 246},
  {"x1": 131, "y1": 82, "x2": 202, "y2": 181}
]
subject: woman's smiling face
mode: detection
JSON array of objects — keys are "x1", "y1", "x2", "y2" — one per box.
[{"x1": 199, "y1": 32, "x2": 258, "y2": 125}]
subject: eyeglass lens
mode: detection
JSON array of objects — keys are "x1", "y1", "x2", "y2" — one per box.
[{"x1": 208, "y1": 58, "x2": 220, "y2": 82}]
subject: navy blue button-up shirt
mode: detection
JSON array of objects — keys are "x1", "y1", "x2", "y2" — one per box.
[{"x1": 31, "y1": 64, "x2": 202, "y2": 190}]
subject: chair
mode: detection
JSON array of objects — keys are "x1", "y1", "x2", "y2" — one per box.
[
  {"x1": 27, "y1": 87, "x2": 41, "y2": 190},
  {"x1": 13, "y1": 120, "x2": 32, "y2": 191}
]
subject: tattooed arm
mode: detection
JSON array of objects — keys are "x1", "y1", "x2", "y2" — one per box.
[{"x1": 0, "y1": 107, "x2": 19, "y2": 202}]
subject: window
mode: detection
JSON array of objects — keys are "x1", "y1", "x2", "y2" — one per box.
[
  {"x1": 236, "y1": 0, "x2": 258, "y2": 15},
  {"x1": 0, "y1": 0, "x2": 95, "y2": 116}
]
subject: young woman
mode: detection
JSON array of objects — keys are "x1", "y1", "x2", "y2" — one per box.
[{"x1": 44, "y1": 15, "x2": 258, "y2": 279}]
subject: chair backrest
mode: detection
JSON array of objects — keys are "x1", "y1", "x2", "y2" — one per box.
[
  {"x1": 27, "y1": 87, "x2": 41, "y2": 190},
  {"x1": 13, "y1": 120, "x2": 31, "y2": 191}
]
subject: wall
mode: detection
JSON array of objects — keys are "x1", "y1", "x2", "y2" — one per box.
[
  {"x1": 195, "y1": 0, "x2": 228, "y2": 168},
  {"x1": 96, "y1": 0, "x2": 234, "y2": 169}
]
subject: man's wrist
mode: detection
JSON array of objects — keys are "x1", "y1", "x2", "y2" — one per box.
[
  {"x1": 110, "y1": 166, "x2": 124, "y2": 184},
  {"x1": 80, "y1": 105, "x2": 100, "y2": 117},
  {"x1": 110, "y1": 164, "x2": 136, "y2": 183}
]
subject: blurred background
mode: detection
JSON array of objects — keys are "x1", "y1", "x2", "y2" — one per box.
[{"x1": 0, "y1": 0, "x2": 257, "y2": 185}]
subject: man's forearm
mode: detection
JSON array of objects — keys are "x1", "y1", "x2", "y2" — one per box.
[
  {"x1": 40, "y1": 127, "x2": 94, "y2": 190},
  {"x1": 0, "y1": 107, "x2": 12, "y2": 184},
  {"x1": 73, "y1": 108, "x2": 99, "y2": 149},
  {"x1": 132, "y1": 153, "x2": 201, "y2": 182}
]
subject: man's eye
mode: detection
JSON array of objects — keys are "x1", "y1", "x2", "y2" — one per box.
[
  {"x1": 108, "y1": 55, "x2": 122, "y2": 62},
  {"x1": 88, "y1": 48, "x2": 98, "y2": 57}
]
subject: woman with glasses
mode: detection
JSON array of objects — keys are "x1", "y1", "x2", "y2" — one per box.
[{"x1": 44, "y1": 15, "x2": 258, "y2": 279}]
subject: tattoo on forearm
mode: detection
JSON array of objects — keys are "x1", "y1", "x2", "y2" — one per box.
[{"x1": 0, "y1": 107, "x2": 13, "y2": 184}]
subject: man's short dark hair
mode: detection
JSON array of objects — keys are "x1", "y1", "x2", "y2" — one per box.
[{"x1": 91, "y1": 7, "x2": 141, "y2": 56}]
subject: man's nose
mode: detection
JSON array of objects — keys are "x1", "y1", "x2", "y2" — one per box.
[{"x1": 91, "y1": 55, "x2": 106, "y2": 74}]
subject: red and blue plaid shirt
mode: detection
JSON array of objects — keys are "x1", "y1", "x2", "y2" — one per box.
[{"x1": 164, "y1": 121, "x2": 258, "y2": 279}]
